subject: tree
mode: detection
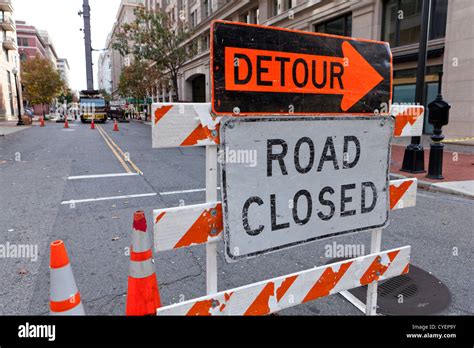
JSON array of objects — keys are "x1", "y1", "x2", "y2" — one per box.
[
  {"x1": 113, "y1": 6, "x2": 193, "y2": 101},
  {"x1": 118, "y1": 61, "x2": 160, "y2": 117},
  {"x1": 58, "y1": 88, "x2": 74, "y2": 104},
  {"x1": 99, "y1": 89, "x2": 112, "y2": 102},
  {"x1": 21, "y1": 56, "x2": 64, "y2": 117}
]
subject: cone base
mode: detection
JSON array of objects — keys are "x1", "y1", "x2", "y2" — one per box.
[{"x1": 126, "y1": 275, "x2": 161, "y2": 316}]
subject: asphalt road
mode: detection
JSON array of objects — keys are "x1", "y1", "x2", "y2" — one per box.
[{"x1": 0, "y1": 120, "x2": 472, "y2": 315}]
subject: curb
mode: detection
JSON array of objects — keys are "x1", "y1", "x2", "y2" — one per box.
[{"x1": 390, "y1": 173, "x2": 474, "y2": 199}]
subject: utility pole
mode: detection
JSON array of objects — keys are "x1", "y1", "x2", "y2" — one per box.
[
  {"x1": 81, "y1": 0, "x2": 94, "y2": 90},
  {"x1": 401, "y1": 0, "x2": 431, "y2": 173}
]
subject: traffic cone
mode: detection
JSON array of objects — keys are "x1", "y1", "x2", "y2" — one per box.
[
  {"x1": 90, "y1": 118, "x2": 95, "y2": 130},
  {"x1": 49, "y1": 240, "x2": 85, "y2": 315},
  {"x1": 40, "y1": 117, "x2": 45, "y2": 127},
  {"x1": 126, "y1": 211, "x2": 161, "y2": 316},
  {"x1": 113, "y1": 119, "x2": 119, "y2": 132},
  {"x1": 64, "y1": 118, "x2": 69, "y2": 129}
]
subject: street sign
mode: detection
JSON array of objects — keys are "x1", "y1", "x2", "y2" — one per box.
[
  {"x1": 220, "y1": 116, "x2": 393, "y2": 262},
  {"x1": 211, "y1": 21, "x2": 392, "y2": 115}
]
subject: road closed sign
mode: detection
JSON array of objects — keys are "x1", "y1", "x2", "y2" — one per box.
[
  {"x1": 211, "y1": 21, "x2": 392, "y2": 115},
  {"x1": 220, "y1": 116, "x2": 393, "y2": 262}
]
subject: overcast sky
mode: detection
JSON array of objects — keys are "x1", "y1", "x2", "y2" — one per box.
[{"x1": 14, "y1": 0, "x2": 121, "y2": 91}]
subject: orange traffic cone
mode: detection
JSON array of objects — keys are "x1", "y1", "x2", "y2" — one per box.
[
  {"x1": 126, "y1": 211, "x2": 161, "y2": 316},
  {"x1": 90, "y1": 118, "x2": 95, "y2": 130},
  {"x1": 64, "y1": 118, "x2": 69, "y2": 129},
  {"x1": 50, "y1": 240, "x2": 85, "y2": 315},
  {"x1": 40, "y1": 117, "x2": 45, "y2": 127},
  {"x1": 113, "y1": 120, "x2": 119, "y2": 132}
]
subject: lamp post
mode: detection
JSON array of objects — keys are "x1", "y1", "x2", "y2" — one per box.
[
  {"x1": 12, "y1": 67, "x2": 24, "y2": 126},
  {"x1": 401, "y1": 0, "x2": 431, "y2": 173}
]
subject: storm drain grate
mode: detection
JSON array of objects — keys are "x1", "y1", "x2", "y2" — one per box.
[
  {"x1": 347, "y1": 264, "x2": 451, "y2": 315},
  {"x1": 325, "y1": 258, "x2": 451, "y2": 315}
]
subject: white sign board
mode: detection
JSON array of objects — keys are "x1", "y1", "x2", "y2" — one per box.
[{"x1": 220, "y1": 116, "x2": 394, "y2": 262}]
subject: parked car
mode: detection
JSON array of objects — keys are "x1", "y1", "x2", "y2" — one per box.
[{"x1": 107, "y1": 106, "x2": 128, "y2": 122}]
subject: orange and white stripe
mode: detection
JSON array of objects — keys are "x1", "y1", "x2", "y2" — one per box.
[
  {"x1": 49, "y1": 240, "x2": 85, "y2": 315},
  {"x1": 152, "y1": 103, "x2": 221, "y2": 148},
  {"x1": 389, "y1": 178, "x2": 417, "y2": 210},
  {"x1": 153, "y1": 180, "x2": 416, "y2": 252},
  {"x1": 156, "y1": 246, "x2": 410, "y2": 315},
  {"x1": 153, "y1": 202, "x2": 223, "y2": 252},
  {"x1": 391, "y1": 104, "x2": 424, "y2": 137}
]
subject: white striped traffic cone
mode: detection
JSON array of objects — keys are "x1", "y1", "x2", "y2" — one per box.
[
  {"x1": 126, "y1": 211, "x2": 161, "y2": 316},
  {"x1": 49, "y1": 240, "x2": 85, "y2": 315}
]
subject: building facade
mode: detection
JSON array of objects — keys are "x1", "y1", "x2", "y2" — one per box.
[
  {"x1": 106, "y1": 0, "x2": 148, "y2": 98},
  {"x1": 16, "y1": 22, "x2": 60, "y2": 116},
  {"x1": 16, "y1": 21, "x2": 47, "y2": 61},
  {"x1": 98, "y1": 50, "x2": 112, "y2": 94},
  {"x1": 155, "y1": 0, "x2": 472, "y2": 139},
  {"x1": 0, "y1": 0, "x2": 22, "y2": 121},
  {"x1": 105, "y1": 0, "x2": 473, "y2": 139},
  {"x1": 38, "y1": 30, "x2": 58, "y2": 68},
  {"x1": 57, "y1": 58, "x2": 71, "y2": 88}
]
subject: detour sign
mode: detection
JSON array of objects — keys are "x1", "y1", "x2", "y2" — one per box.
[{"x1": 211, "y1": 21, "x2": 392, "y2": 115}]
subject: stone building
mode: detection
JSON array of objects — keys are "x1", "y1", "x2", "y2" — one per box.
[{"x1": 0, "y1": 0, "x2": 22, "y2": 121}]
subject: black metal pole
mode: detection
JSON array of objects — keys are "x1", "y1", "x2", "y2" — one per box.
[
  {"x1": 14, "y1": 72, "x2": 24, "y2": 126},
  {"x1": 401, "y1": 0, "x2": 431, "y2": 173},
  {"x1": 82, "y1": 0, "x2": 94, "y2": 90}
]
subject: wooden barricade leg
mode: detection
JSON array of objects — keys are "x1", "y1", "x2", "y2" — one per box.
[
  {"x1": 206, "y1": 144, "x2": 218, "y2": 295},
  {"x1": 365, "y1": 228, "x2": 382, "y2": 315}
]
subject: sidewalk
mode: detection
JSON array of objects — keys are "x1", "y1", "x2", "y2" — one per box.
[
  {"x1": 0, "y1": 120, "x2": 32, "y2": 136},
  {"x1": 390, "y1": 144, "x2": 474, "y2": 198}
]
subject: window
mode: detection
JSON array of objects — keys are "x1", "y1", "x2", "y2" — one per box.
[
  {"x1": 269, "y1": 0, "x2": 279, "y2": 17},
  {"x1": 392, "y1": 65, "x2": 443, "y2": 133},
  {"x1": 190, "y1": 10, "x2": 198, "y2": 28},
  {"x1": 382, "y1": 0, "x2": 448, "y2": 47},
  {"x1": 282, "y1": 0, "x2": 294, "y2": 11},
  {"x1": 314, "y1": 13, "x2": 352, "y2": 37},
  {"x1": 240, "y1": 7, "x2": 259, "y2": 24},
  {"x1": 0, "y1": 10, "x2": 4, "y2": 22},
  {"x1": 20, "y1": 53, "x2": 27, "y2": 61}
]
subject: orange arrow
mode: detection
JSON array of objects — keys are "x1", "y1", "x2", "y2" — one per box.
[
  {"x1": 224, "y1": 42, "x2": 384, "y2": 112},
  {"x1": 340, "y1": 41, "x2": 384, "y2": 111}
]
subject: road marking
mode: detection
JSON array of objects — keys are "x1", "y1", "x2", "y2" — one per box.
[
  {"x1": 160, "y1": 187, "x2": 221, "y2": 196},
  {"x1": 61, "y1": 193, "x2": 157, "y2": 205},
  {"x1": 97, "y1": 125, "x2": 144, "y2": 175},
  {"x1": 67, "y1": 173, "x2": 139, "y2": 180},
  {"x1": 96, "y1": 125, "x2": 133, "y2": 173}
]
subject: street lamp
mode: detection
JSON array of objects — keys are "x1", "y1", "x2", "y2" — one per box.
[{"x1": 12, "y1": 67, "x2": 24, "y2": 126}]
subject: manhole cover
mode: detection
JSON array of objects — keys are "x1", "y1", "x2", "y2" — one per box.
[
  {"x1": 349, "y1": 264, "x2": 451, "y2": 315},
  {"x1": 326, "y1": 259, "x2": 451, "y2": 315}
]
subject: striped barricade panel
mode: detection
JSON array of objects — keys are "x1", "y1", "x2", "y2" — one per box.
[
  {"x1": 391, "y1": 105, "x2": 424, "y2": 138},
  {"x1": 156, "y1": 246, "x2": 410, "y2": 315},
  {"x1": 389, "y1": 178, "x2": 417, "y2": 210},
  {"x1": 153, "y1": 202, "x2": 223, "y2": 252},
  {"x1": 152, "y1": 103, "x2": 221, "y2": 148},
  {"x1": 153, "y1": 180, "x2": 417, "y2": 252}
]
